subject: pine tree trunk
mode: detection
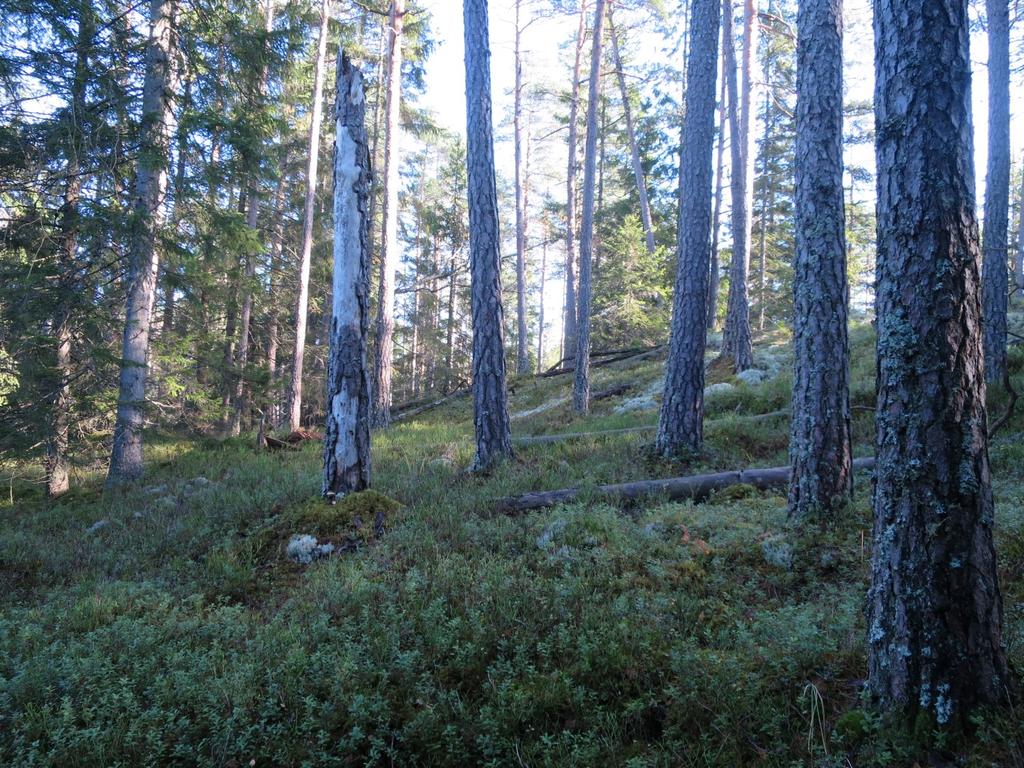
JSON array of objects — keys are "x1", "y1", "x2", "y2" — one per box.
[
  {"x1": 286, "y1": 0, "x2": 330, "y2": 432},
  {"x1": 463, "y1": 0, "x2": 513, "y2": 471},
  {"x1": 788, "y1": 0, "x2": 851, "y2": 520},
  {"x1": 107, "y1": 0, "x2": 179, "y2": 485},
  {"x1": 323, "y1": 53, "x2": 372, "y2": 498},
  {"x1": 982, "y1": 0, "x2": 1010, "y2": 383},
  {"x1": 868, "y1": 0, "x2": 1014, "y2": 722},
  {"x1": 371, "y1": 0, "x2": 405, "y2": 427},
  {"x1": 721, "y1": 0, "x2": 755, "y2": 371},
  {"x1": 655, "y1": 0, "x2": 720, "y2": 456},
  {"x1": 609, "y1": 11, "x2": 656, "y2": 256},
  {"x1": 563, "y1": 0, "x2": 587, "y2": 363},
  {"x1": 708, "y1": 51, "x2": 727, "y2": 331},
  {"x1": 573, "y1": 0, "x2": 608, "y2": 414},
  {"x1": 445, "y1": 249, "x2": 457, "y2": 386},
  {"x1": 47, "y1": 1, "x2": 93, "y2": 497},
  {"x1": 756, "y1": 87, "x2": 770, "y2": 331},
  {"x1": 514, "y1": 0, "x2": 531, "y2": 374}
]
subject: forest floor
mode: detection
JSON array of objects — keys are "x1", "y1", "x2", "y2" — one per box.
[{"x1": 1, "y1": 321, "x2": 1023, "y2": 766}]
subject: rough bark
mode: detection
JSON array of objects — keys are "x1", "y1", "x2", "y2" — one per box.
[
  {"x1": 609, "y1": 11, "x2": 656, "y2": 256},
  {"x1": 514, "y1": 0, "x2": 531, "y2": 374},
  {"x1": 721, "y1": 0, "x2": 755, "y2": 371},
  {"x1": 497, "y1": 457, "x2": 876, "y2": 514},
  {"x1": 371, "y1": 0, "x2": 405, "y2": 427},
  {"x1": 573, "y1": 0, "x2": 608, "y2": 414},
  {"x1": 868, "y1": 0, "x2": 1014, "y2": 723},
  {"x1": 563, "y1": 0, "x2": 587, "y2": 364},
  {"x1": 982, "y1": 0, "x2": 1010, "y2": 383},
  {"x1": 323, "y1": 53, "x2": 372, "y2": 498},
  {"x1": 463, "y1": 0, "x2": 513, "y2": 471},
  {"x1": 788, "y1": 0, "x2": 851, "y2": 520},
  {"x1": 107, "y1": 0, "x2": 179, "y2": 485},
  {"x1": 708, "y1": 41, "x2": 728, "y2": 331},
  {"x1": 286, "y1": 0, "x2": 330, "y2": 431},
  {"x1": 655, "y1": 0, "x2": 720, "y2": 457}
]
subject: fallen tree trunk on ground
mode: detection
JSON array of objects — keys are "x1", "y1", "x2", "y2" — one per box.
[
  {"x1": 541, "y1": 346, "x2": 664, "y2": 378},
  {"x1": 495, "y1": 457, "x2": 876, "y2": 514},
  {"x1": 393, "y1": 386, "x2": 471, "y2": 422},
  {"x1": 514, "y1": 425, "x2": 656, "y2": 446}
]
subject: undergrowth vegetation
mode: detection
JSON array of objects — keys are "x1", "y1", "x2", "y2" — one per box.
[{"x1": 1, "y1": 325, "x2": 1022, "y2": 766}]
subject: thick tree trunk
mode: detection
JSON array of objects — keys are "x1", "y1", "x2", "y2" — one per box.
[
  {"x1": 514, "y1": 0, "x2": 531, "y2": 374},
  {"x1": 371, "y1": 0, "x2": 405, "y2": 427},
  {"x1": 708, "y1": 40, "x2": 728, "y2": 331},
  {"x1": 788, "y1": 0, "x2": 851, "y2": 520},
  {"x1": 721, "y1": 0, "x2": 755, "y2": 371},
  {"x1": 107, "y1": 0, "x2": 179, "y2": 485},
  {"x1": 573, "y1": 0, "x2": 608, "y2": 414},
  {"x1": 982, "y1": 0, "x2": 1010, "y2": 383},
  {"x1": 286, "y1": 0, "x2": 330, "y2": 432},
  {"x1": 563, "y1": 0, "x2": 587, "y2": 365},
  {"x1": 47, "y1": 1, "x2": 94, "y2": 497},
  {"x1": 609, "y1": 11, "x2": 656, "y2": 256},
  {"x1": 868, "y1": 0, "x2": 1014, "y2": 723},
  {"x1": 656, "y1": 0, "x2": 720, "y2": 457},
  {"x1": 463, "y1": 0, "x2": 513, "y2": 471},
  {"x1": 323, "y1": 53, "x2": 372, "y2": 498}
]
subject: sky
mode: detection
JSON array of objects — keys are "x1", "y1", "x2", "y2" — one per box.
[{"x1": 413, "y1": 0, "x2": 1023, "y2": 361}]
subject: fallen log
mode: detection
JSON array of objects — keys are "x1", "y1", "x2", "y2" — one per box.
[
  {"x1": 392, "y1": 386, "x2": 471, "y2": 422},
  {"x1": 541, "y1": 346, "x2": 665, "y2": 378},
  {"x1": 495, "y1": 457, "x2": 876, "y2": 514},
  {"x1": 514, "y1": 425, "x2": 656, "y2": 446},
  {"x1": 543, "y1": 346, "x2": 660, "y2": 376},
  {"x1": 592, "y1": 382, "x2": 634, "y2": 401}
]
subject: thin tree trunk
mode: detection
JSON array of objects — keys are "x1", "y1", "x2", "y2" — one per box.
[
  {"x1": 371, "y1": 0, "x2": 405, "y2": 427},
  {"x1": 286, "y1": 0, "x2": 330, "y2": 431},
  {"x1": 573, "y1": 0, "x2": 608, "y2": 414},
  {"x1": 868, "y1": 0, "x2": 1014, "y2": 722},
  {"x1": 463, "y1": 0, "x2": 513, "y2": 470},
  {"x1": 323, "y1": 53, "x2": 372, "y2": 498},
  {"x1": 708, "y1": 46, "x2": 727, "y2": 331},
  {"x1": 445, "y1": 248, "x2": 457, "y2": 386},
  {"x1": 788, "y1": 0, "x2": 851, "y2": 520},
  {"x1": 47, "y1": 1, "x2": 93, "y2": 497},
  {"x1": 757, "y1": 86, "x2": 770, "y2": 331},
  {"x1": 721, "y1": 0, "x2": 755, "y2": 371},
  {"x1": 562, "y1": 0, "x2": 587, "y2": 364},
  {"x1": 982, "y1": 0, "x2": 1010, "y2": 383},
  {"x1": 609, "y1": 11, "x2": 656, "y2": 255},
  {"x1": 536, "y1": 237, "x2": 547, "y2": 372},
  {"x1": 655, "y1": 0, "x2": 720, "y2": 456},
  {"x1": 107, "y1": 0, "x2": 179, "y2": 485},
  {"x1": 162, "y1": 72, "x2": 189, "y2": 337},
  {"x1": 229, "y1": 0, "x2": 277, "y2": 435},
  {"x1": 514, "y1": 0, "x2": 531, "y2": 374},
  {"x1": 265, "y1": 161, "x2": 288, "y2": 422},
  {"x1": 1017, "y1": 161, "x2": 1024, "y2": 291}
]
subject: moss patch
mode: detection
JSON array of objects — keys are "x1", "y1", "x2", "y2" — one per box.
[{"x1": 286, "y1": 489, "x2": 403, "y2": 541}]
